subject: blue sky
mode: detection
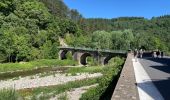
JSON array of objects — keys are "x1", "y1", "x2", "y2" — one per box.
[{"x1": 63, "y1": 0, "x2": 170, "y2": 19}]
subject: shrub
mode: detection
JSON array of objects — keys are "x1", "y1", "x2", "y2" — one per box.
[{"x1": 80, "y1": 57, "x2": 124, "y2": 100}]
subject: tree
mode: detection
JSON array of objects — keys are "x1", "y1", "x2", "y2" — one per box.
[
  {"x1": 0, "y1": 27, "x2": 15, "y2": 62},
  {"x1": 59, "y1": 19, "x2": 79, "y2": 37},
  {"x1": 91, "y1": 31, "x2": 112, "y2": 49},
  {"x1": 69, "y1": 9, "x2": 82, "y2": 22},
  {"x1": 0, "y1": 0, "x2": 16, "y2": 16}
]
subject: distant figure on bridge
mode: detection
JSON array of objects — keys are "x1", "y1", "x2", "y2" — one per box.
[
  {"x1": 134, "y1": 49, "x2": 138, "y2": 62},
  {"x1": 152, "y1": 51, "x2": 156, "y2": 58},
  {"x1": 161, "y1": 51, "x2": 164, "y2": 58},
  {"x1": 139, "y1": 49, "x2": 143, "y2": 58},
  {"x1": 156, "y1": 50, "x2": 160, "y2": 58}
]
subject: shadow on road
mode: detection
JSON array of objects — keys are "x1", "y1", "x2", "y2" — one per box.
[
  {"x1": 137, "y1": 78, "x2": 170, "y2": 100},
  {"x1": 149, "y1": 65, "x2": 170, "y2": 74},
  {"x1": 139, "y1": 53, "x2": 170, "y2": 100},
  {"x1": 141, "y1": 52, "x2": 170, "y2": 72},
  {"x1": 142, "y1": 57, "x2": 170, "y2": 74},
  {"x1": 142, "y1": 52, "x2": 170, "y2": 64}
]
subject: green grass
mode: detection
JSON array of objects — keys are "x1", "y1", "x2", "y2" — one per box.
[
  {"x1": 0, "y1": 88, "x2": 20, "y2": 100},
  {"x1": 58, "y1": 92, "x2": 68, "y2": 100},
  {"x1": 19, "y1": 78, "x2": 100, "y2": 99},
  {"x1": 66, "y1": 66, "x2": 103, "y2": 75},
  {"x1": 0, "y1": 66, "x2": 102, "y2": 80},
  {"x1": 0, "y1": 59, "x2": 77, "y2": 73}
]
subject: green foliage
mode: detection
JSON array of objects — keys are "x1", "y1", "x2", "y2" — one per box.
[
  {"x1": 39, "y1": 0, "x2": 69, "y2": 18},
  {"x1": 40, "y1": 40, "x2": 53, "y2": 59},
  {"x1": 111, "y1": 29, "x2": 134, "y2": 50},
  {"x1": 40, "y1": 0, "x2": 83, "y2": 21},
  {"x1": 65, "y1": 51, "x2": 73, "y2": 60},
  {"x1": 91, "y1": 31, "x2": 112, "y2": 49},
  {"x1": 59, "y1": 19, "x2": 80, "y2": 37},
  {"x1": 86, "y1": 57, "x2": 95, "y2": 66},
  {"x1": 58, "y1": 92, "x2": 68, "y2": 100},
  {"x1": 78, "y1": 16, "x2": 170, "y2": 53},
  {"x1": 0, "y1": 88, "x2": 20, "y2": 100},
  {"x1": 66, "y1": 66, "x2": 103, "y2": 74},
  {"x1": 0, "y1": 0, "x2": 169, "y2": 63},
  {"x1": 0, "y1": 0, "x2": 16, "y2": 16},
  {"x1": 65, "y1": 34, "x2": 91, "y2": 47},
  {"x1": 50, "y1": 42, "x2": 60, "y2": 59},
  {"x1": 89, "y1": 29, "x2": 134, "y2": 50},
  {"x1": 80, "y1": 57, "x2": 124, "y2": 100},
  {"x1": 0, "y1": 59, "x2": 77, "y2": 73},
  {"x1": 0, "y1": 0, "x2": 81, "y2": 62},
  {"x1": 19, "y1": 78, "x2": 99, "y2": 99},
  {"x1": 0, "y1": 52, "x2": 6, "y2": 62}
]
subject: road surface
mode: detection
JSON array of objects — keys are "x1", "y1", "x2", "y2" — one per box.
[{"x1": 137, "y1": 56, "x2": 170, "y2": 100}]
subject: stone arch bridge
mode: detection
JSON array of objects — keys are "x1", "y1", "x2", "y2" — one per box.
[{"x1": 58, "y1": 47, "x2": 127, "y2": 65}]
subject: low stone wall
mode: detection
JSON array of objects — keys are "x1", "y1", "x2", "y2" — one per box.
[{"x1": 111, "y1": 53, "x2": 139, "y2": 100}]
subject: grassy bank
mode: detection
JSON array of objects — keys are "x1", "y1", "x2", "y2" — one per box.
[
  {"x1": 0, "y1": 59, "x2": 77, "y2": 73},
  {"x1": 66, "y1": 66, "x2": 103, "y2": 75},
  {"x1": 0, "y1": 89, "x2": 20, "y2": 100},
  {"x1": 0, "y1": 65, "x2": 103, "y2": 80},
  {"x1": 0, "y1": 57, "x2": 125, "y2": 100}
]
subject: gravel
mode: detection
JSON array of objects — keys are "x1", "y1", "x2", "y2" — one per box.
[
  {"x1": 50, "y1": 84, "x2": 98, "y2": 100},
  {"x1": 0, "y1": 73, "x2": 102, "y2": 90}
]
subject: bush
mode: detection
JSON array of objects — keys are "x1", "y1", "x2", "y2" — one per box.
[
  {"x1": 80, "y1": 57, "x2": 124, "y2": 100},
  {"x1": 66, "y1": 52, "x2": 73, "y2": 60}
]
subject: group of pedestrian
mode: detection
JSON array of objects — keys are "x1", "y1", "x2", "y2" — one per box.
[
  {"x1": 134, "y1": 49, "x2": 143, "y2": 62},
  {"x1": 133, "y1": 49, "x2": 164, "y2": 62},
  {"x1": 152, "y1": 50, "x2": 164, "y2": 58}
]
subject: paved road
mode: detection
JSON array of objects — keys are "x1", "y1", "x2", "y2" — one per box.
[{"x1": 138, "y1": 56, "x2": 170, "y2": 100}]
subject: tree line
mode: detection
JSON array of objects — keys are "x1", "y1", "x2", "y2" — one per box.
[{"x1": 0, "y1": 0, "x2": 169, "y2": 62}]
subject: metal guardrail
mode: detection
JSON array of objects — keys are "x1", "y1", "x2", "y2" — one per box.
[{"x1": 58, "y1": 46, "x2": 127, "y2": 54}]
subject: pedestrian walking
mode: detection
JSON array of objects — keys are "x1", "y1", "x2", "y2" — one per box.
[
  {"x1": 153, "y1": 51, "x2": 156, "y2": 58},
  {"x1": 139, "y1": 49, "x2": 143, "y2": 58},
  {"x1": 156, "y1": 50, "x2": 160, "y2": 58},
  {"x1": 161, "y1": 51, "x2": 164, "y2": 58},
  {"x1": 134, "y1": 49, "x2": 138, "y2": 62}
]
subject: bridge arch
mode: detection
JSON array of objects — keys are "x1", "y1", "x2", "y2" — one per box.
[
  {"x1": 59, "y1": 50, "x2": 68, "y2": 60},
  {"x1": 80, "y1": 53, "x2": 92, "y2": 65},
  {"x1": 104, "y1": 54, "x2": 116, "y2": 65},
  {"x1": 59, "y1": 50, "x2": 74, "y2": 60}
]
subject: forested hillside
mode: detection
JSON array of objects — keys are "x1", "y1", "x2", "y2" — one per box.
[
  {"x1": 0, "y1": 0, "x2": 169, "y2": 63},
  {"x1": 73, "y1": 16, "x2": 170, "y2": 52},
  {"x1": 0, "y1": 0, "x2": 80, "y2": 62}
]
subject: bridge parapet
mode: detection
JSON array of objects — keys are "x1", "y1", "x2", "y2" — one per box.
[
  {"x1": 58, "y1": 46, "x2": 127, "y2": 54},
  {"x1": 111, "y1": 53, "x2": 139, "y2": 100}
]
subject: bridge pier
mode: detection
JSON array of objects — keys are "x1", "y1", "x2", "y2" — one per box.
[{"x1": 99, "y1": 57, "x2": 107, "y2": 65}]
